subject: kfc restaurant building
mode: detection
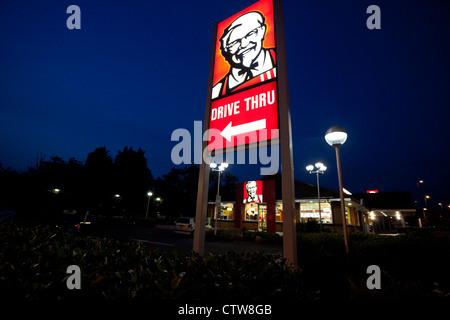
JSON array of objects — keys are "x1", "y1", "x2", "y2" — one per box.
[{"x1": 207, "y1": 174, "x2": 367, "y2": 233}]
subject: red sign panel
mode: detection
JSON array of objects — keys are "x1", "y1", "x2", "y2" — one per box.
[
  {"x1": 367, "y1": 190, "x2": 379, "y2": 194},
  {"x1": 208, "y1": 81, "x2": 279, "y2": 150},
  {"x1": 243, "y1": 180, "x2": 264, "y2": 203},
  {"x1": 208, "y1": 0, "x2": 278, "y2": 151}
]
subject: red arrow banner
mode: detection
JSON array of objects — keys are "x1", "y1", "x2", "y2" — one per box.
[{"x1": 208, "y1": 80, "x2": 279, "y2": 151}]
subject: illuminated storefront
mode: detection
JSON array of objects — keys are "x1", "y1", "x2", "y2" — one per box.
[
  {"x1": 220, "y1": 203, "x2": 234, "y2": 220},
  {"x1": 208, "y1": 175, "x2": 368, "y2": 233},
  {"x1": 207, "y1": 176, "x2": 417, "y2": 234},
  {"x1": 298, "y1": 201, "x2": 332, "y2": 224},
  {"x1": 354, "y1": 191, "x2": 417, "y2": 233}
]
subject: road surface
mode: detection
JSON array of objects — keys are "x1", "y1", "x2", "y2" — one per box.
[{"x1": 78, "y1": 224, "x2": 283, "y2": 255}]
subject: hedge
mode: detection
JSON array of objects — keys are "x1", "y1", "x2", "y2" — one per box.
[
  {"x1": 0, "y1": 223, "x2": 301, "y2": 302},
  {"x1": 1, "y1": 222, "x2": 449, "y2": 303}
]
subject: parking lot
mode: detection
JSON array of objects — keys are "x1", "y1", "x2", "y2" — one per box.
[{"x1": 78, "y1": 223, "x2": 283, "y2": 255}]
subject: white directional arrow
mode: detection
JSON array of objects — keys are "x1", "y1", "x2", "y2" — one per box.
[{"x1": 220, "y1": 119, "x2": 267, "y2": 142}]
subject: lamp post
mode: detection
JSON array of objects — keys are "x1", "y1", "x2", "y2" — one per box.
[
  {"x1": 416, "y1": 180, "x2": 424, "y2": 196},
  {"x1": 416, "y1": 180, "x2": 425, "y2": 226},
  {"x1": 146, "y1": 191, "x2": 153, "y2": 219},
  {"x1": 424, "y1": 195, "x2": 430, "y2": 208},
  {"x1": 424, "y1": 195, "x2": 431, "y2": 225},
  {"x1": 210, "y1": 162, "x2": 228, "y2": 235},
  {"x1": 306, "y1": 162, "x2": 327, "y2": 230},
  {"x1": 325, "y1": 126, "x2": 349, "y2": 255}
]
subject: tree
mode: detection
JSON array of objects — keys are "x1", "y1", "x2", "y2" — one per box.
[
  {"x1": 113, "y1": 147, "x2": 154, "y2": 216},
  {"x1": 155, "y1": 165, "x2": 239, "y2": 219},
  {"x1": 220, "y1": 171, "x2": 238, "y2": 201},
  {"x1": 84, "y1": 147, "x2": 114, "y2": 212},
  {"x1": 19, "y1": 156, "x2": 84, "y2": 217},
  {"x1": 155, "y1": 165, "x2": 199, "y2": 218},
  {"x1": 0, "y1": 163, "x2": 22, "y2": 211},
  {"x1": 209, "y1": 170, "x2": 238, "y2": 202}
]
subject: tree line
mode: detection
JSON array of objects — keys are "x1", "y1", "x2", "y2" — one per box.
[{"x1": 0, "y1": 146, "x2": 237, "y2": 221}]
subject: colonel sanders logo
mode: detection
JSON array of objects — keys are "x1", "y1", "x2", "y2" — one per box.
[
  {"x1": 212, "y1": 11, "x2": 276, "y2": 99},
  {"x1": 243, "y1": 180, "x2": 263, "y2": 203}
]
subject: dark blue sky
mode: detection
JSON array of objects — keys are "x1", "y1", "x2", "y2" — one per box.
[{"x1": 1, "y1": 0, "x2": 449, "y2": 207}]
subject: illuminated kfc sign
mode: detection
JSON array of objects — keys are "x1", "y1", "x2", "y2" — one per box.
[
  {"x1": 243, "y1": 180, "x2": 263, "y2": 203},
  {"x1": 208, "y1": 0, "x2": 279, "y2": 151}
]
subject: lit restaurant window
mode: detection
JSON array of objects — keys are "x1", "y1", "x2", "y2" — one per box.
[{"x1": 299, "y1": 202, "x2": 332, "y2": 224}]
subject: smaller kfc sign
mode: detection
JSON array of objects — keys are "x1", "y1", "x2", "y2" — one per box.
[{"x1": 243, "y1": 180, "x2": 263, "y2": 203}]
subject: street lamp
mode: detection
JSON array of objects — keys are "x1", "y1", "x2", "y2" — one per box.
[
  {"x1": 210, "y1": 162, "x2": 228, "y2": 235},
  {"x1": 423, "y1": 195, "x2": 431, "y2": 225},
  {"x1": 325, "y1": 126, "x2": 349, "y2": 255},
  {"x1": 416, "y1": 180, "x2": 424, "y2": 193},
  {"x1": 306, "y1": 162, "x2": 327, "y2": 230},
  {"x1": 416, "y1": 180, "x2": 425, "y2": 222},
  {"x1": 424, "y1": 195, "x2": 430, "y2": 206},
  {"x1": 146, "y1": 191, "x2": 153, "y2": 219}
]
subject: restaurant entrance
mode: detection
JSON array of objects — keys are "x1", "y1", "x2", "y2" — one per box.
[
  {"x1": 258, "y1": 204, "x2": 267, "y2": 231},
  {"x1": 245, "y1": 202, "x2": 267, "y2": 231}
]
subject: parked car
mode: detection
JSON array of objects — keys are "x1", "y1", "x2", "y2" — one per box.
[{"x1": 173, "y1": 217, "x2": 212, "y2": 235}]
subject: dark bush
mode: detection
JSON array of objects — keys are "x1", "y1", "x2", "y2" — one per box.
[
  {"x1": 296, "y1": 219, "x2": 320, "y2": 233},
  {"x1": 2, "y1": 222, "x2": 449, "y2": 303},
  {"x1": 254, "y1": 231, "x2": 282, "y2": 244},
  {"x1": 296, "y1": 231, "x2": 450, "y2": 301},
  {"x1": 0, "y1": 222, "x2": 302, "y2": 302}
]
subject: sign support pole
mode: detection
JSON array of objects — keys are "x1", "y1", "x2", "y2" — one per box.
[
  {"x1": 193, "y1": 156, "x2": 210, "y2": 256},
  {"x1": 274, "y1": 0, "x2": 298, "y2": 267},
  {"x1": 195, "y1": 0, "x2": 297, "y2": 267},
  {"x1": 193, "y1": 24, "x2": 217, "y2": 256}
]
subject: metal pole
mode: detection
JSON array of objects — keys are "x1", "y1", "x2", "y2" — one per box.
[
  {"x1": 316, "y1": 171, "x2": 322, "y2": 230},
  {"x1": 217, "y1": 170, "x2": 221, "y2": 196},
  {"x1": 214, "y1": 170, "x2": 221, "y2": 235},
  {"x1": 275, "y1": 0, "x2": 297, "y2": 267},
  {"x1": 335, "y1": 146, "x2": 349, "y2": 255},
  {"x1": 193, "y1": 22, "x2": 217, "y2": 255},
  {"x1": 145, "y1": 196, "x2": 150, "y2": 219},
  {"x1": 193, "y1": 159, "x2": 210, "y2": 255}
]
